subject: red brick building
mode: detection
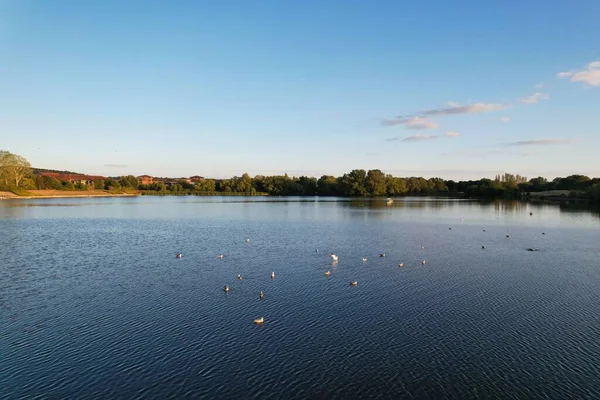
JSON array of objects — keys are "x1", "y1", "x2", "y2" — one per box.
[{"x1": 138, "y1": 175, "x2": 154, "y2": 185}]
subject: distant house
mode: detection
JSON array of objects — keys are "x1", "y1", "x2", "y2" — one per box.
[
  {"x1": 37, "y1": 172, "x2": 106, "y2": 186},
  {"x1": 138, "y1": 175, "x2": 154, "y2": 185},
  {"x1": 190, "y1": 175, "x2": 205, "y2": 183},
  {"x1": 177, "y1": 178, "x2": 192, "y2": 184}
]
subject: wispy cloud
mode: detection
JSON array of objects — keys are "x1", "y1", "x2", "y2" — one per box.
[
  {"x1": 557, "y1": 60, "x2": 600, "y2": 86},
  {"x1": 506, "y1": 139, "x2": 573, "y2": 146},
  {"x1": 500, "y1": 117, "x2": 511, "y2": 123},
  {"x1": 520, "y1": 92, "x2": 549, "y2": 104},
  {"x1": 445, "y1": 131, "x2": 460, "y2": 137},
  {"x1": 381, "y1": 116, "x2": 439, "y2": 130},
  {"x1": 534, "y1": 82, "x2": 544, "y2": 89},
  {"x1": 419, "y1": 102, "x2": 505, "y2": 116},
  {"x1": 365, "y1": 152, "x2": 380, "y2": 156},
  {"x1": 402, "y1": 134, "x2": 438, "y2": 142},
  {"x1": 104, "y1": 164, "x2": 128, "y2": 168}
]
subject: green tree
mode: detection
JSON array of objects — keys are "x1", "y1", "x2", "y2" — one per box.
[
  {"x1": 0, "y1": 150, "x2": 32, "y2": 188},
  {"x1": 365, "y1": 169, "x2": 387, "y2": 196},
  {"x1": 195, "y1": 179, "x2": 216, "y2": 192},
  {"x1": 386, "y1": 175, "x2": 407, "y2": 195},
  {"x1": 340, "y1": 169, "x2": 368, "y2": 196}
]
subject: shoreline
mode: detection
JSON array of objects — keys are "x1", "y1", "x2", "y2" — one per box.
[{"x1": 0, "y1": 191, "x2": 139, "y2": 200}]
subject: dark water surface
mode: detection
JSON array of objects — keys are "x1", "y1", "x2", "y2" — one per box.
[{"x1": 1, "y1": 196, "x2": 600, "y2": 399}]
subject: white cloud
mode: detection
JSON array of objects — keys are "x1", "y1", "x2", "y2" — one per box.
[
  {"x1": 519, "y1": 92, "x2": 549, "y2": 104},
  {"x1": 557, "y1": 60, "x2": 600, "y2": 86},
  {"x1": 534, "y1": 82, "x2": 544, "y2": 89},
  {"x1": 381, "y1": 116, "x2": 438, "y2": 130},
  {"x1": 500, "y1": 117, "x2": 511, "y2": 123},
  {"x1": 403, "y1": 134, "x2": 438, "y2": 142},
  {"x1": 506, "y1": 139, "x2": 573, "y2": 146},
  {"x1": 422, "y1": 102, "x2": 505, "y2": 116},
  {"x1": 445, "y1": 131, "x2": 460, "y2": 137}
]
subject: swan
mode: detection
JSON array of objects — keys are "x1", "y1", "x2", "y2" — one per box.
[
  {"x1": 254, "y1": 317, "x2": 264, "y2": 324},
  {"x1": 324, "y1": 271, "x2": 331, "y2": 277},
  {"x1": 330, "y1": 254, "x2": 338, "y2": 262},
  {"x1": 224, "y1": 285, "x2": 231, "y2": 292},
  {"x1": 421, "y1": 246, "x2": 425, "y2": 250},
  {"x1": 362, "y1": 257, "x2": 367, "y2": 262},
  {"x1": 270, "y1": 272, "x2": 275, "y2": 279},
  {"x1": 422, "y1": 260, "x2": 426, "y2": 265},
  {"x1": 398, "y1": 263, "x2": 404, "y2": 267},
  {"x1": 217, "y1": 255, "x2": 224, "y2": 259},
  {"x1": 350, "y1": 281, "x2": 357, "y2": 286},
  {"x1": 245, "y1": 238, "x2": 251, "y2": 243}
]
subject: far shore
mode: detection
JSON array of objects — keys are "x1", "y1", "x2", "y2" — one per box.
[{"x1": 0, "y1": 190, "x2": 139, "y2": 200}]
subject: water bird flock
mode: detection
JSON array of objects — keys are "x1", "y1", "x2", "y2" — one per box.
[{"x1": 189, "y1": 230, "x2": 544, "y2": 325}]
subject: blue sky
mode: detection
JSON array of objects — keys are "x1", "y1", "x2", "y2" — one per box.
[{"x1": 1, "y1": 0, "x2": 599, "y2": 179}]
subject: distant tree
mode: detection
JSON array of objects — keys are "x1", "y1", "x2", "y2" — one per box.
[
  {"x1": 340, "y1": 169, "x2": 368, "y2": 196},
  {"x1": 195, "y1": 179, "x2": 216, "y2": 192},
  {"x1": 119, "y1": 175, "x2": 139, "y2": 189},
  {"x1": 365, "y1": 169, "x2": 387, "y2": 196},
  {"x1": 317, "y1": 175, "x2": 339, "y2": 196},
  {"x1": 385, "y1": 175, "x2": 407, "y2": 195},
  {"x1": 104, "y1": 177, "x2": 121, "y2": 190},
  {"x1": 0, "y1": 150, "x2": 32, "y2": 188}
]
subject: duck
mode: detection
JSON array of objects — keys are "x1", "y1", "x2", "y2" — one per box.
[
  {"x1": 421, "y1": 246, "x2": 425, "y2": 250},
  {"x1": 483, "y1": 229, "x2": 486, "y2": 232},
  {"x1": 398, "y1": 263, "x2": 404, "y2": 267},
  {"x1": 324, "y1": 271, "x2": 331, "y2": 277},
  {"x1": 176, "y1": 253, "x2": 183, "y2": 259},
  {"x1": 422, "y1": 260, "x2": 427, "y2": 265},
  {"x1": 330, "y1": 253, "x2": 338, "y2": 262},
  {"x1": 270, "y1": 271, "x2": 275, "y2": 279},
  {"x1": 449, "y1": 227, "x2": 452, "y2": 230},
  {"x1": 350, "y1": 281, "x2": 357, "y2": 286},
  {"x1": 362, "y1": 257, "x2": 368, "y2": 262},
  {"x1": 224, "y1": 285, "x2": 231, "y2": 292},
  {"x1": 542, "y1": 232, "x2": 546, "y2": 235},
  {"x1": 481, "y1": 245, "x2": 486, "y2": 249},
  {"x1": 217, "y1": 254, "x2": 224, "y2": 260},
  {"x1": 379, "y1": 253, "x2": 386, "y2": 258},
  {"x1": 254, "y1": 317, "x2": 264, "y2": 324},
  {"x1": 527, "y1": 248, "x2": 539, "y2": 252},
  {"x1": 237, "y1": 274, "x2": 242, "y2": 280},
  {"x1": 259, "y1": 291, "x2": 264, "y2": 299},
  {"x1": 530, "y1": 212, "x2": 533, "y2": 216},
  {"x1": 245, "y1": 238, "x2": 251, "y2": 243},
  {"x1": 506, "y1": 235, "x2": 510, "y2": 238}
]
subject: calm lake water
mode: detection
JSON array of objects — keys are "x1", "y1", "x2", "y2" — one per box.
[{"x1": 1, "y1": 196, "x2": 600, "y2": 399}]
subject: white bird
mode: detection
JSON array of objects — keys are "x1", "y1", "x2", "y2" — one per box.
[
  {"x1": 270, "y1": 271, "x2": 275, "y2": 279},
  {"x1": 324, "y1": 271, "x2": 331, "y2": 277},
  {"x1": 176, "y1": 253, "x2": 183, "y2": 259},
  {"x1": 224, "y1": 285, "x2": 231, "y2": 292},
  {"x1": 362, "y1": 257, "x2": 367, "y2": 262},
  {"x1": 217, "y1": 255, "x2": 224, "y2": 259},
  {"x1": 379, "y1": 253, "x2": 386, "y2": 258},
  {"x1": 350, "y1": 281, "x2": 357, "y2": 286},
  {"x1": 398, "y1": 263, "x2": 404, "y2": 267},
  {"x1": 259, "y1": 291, "x2": 264, "y2": 299},
  {"x1": 245, "y1": 238, "x2": 251, "y2": 243},
  {"x1": 422, "y1": 260, "x2": 426, "y2": 265},
  {"x1": 254, "y1": 317, "x2": 264, "y2": 324},
  {"x1": 330, "y1": 253, "x2": 338, "y2": 262},
  {"x1": 421, "y1": 246, "x2": 425, "y2": 250},
  {"x1": 237, "y1": 274, "x2": 242, "y2": 280}
]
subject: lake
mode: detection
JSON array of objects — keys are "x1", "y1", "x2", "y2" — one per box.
[{"x1": 1, "y1": 196, "x2": 600, "y2": 399}]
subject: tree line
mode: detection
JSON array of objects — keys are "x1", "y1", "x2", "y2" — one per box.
[{"x1": 1, "y1": 150, "x2": 599, "y2": 203}]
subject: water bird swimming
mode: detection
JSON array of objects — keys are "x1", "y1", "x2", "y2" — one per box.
[
  {"x1": 362, "y1": 257, "x2": 367, "y2": 262},
  {"x1": 350, "y1": 281, "x2": 357, "y2": 286},
  {"x1": 398, "y1": 263, "x2": 404, "y2": 267},
  {"x1": 506, "y1": 235, "x2": 510, "y2": 238},
  {"x1": 254, "y1": 317, "x2": 264, "y2": 324},
  {"x1": 527, "y1": 248, "x2": 539, "y2": 252},
  {"x1": 270, "y1": 271, "x2": 275, "y2": 279},
  {"x1": 542, "y1": 232, "x2": 546, "y2": 235},
  {"x1": 530, "y1": 212, "x2": 533, "y2": 216},
  {"x1": 422, "y1": 260, "x2": 426, "y2": 265},
  {"x1": 379, "y1": 253, "x2": 386, "y2": 258},
  {"x1": 217, "y1": 255, "x2": 224, "y2": 259},
  {"x1": 224, "y1": 285, "x2": 231, "y2": 292},
  {"x1": 483, "y1": 229, "x2": 486, "y2": 232},
  {"x1": 237, "y1": 274, "x2": 242, "y2": 280},
  {"x1": 245, "y1": 238, "x2": 251, "y2": 243},
  {"x1": 330, "y1": 254, "x2": 338, "y2": 262},
  {"x1": 421, "y1": 246, "x2": 425, "y2": 250},
  {"x1": 324, "y1": 271, "x2": 331, "y2": 277},
  {"x1": 176, "y1": 253, "x2": 182, "y2": 259},
  {"x1": 259, "y1": 291, "x2": 264, "y2": 299},
  {"x1": 449, "y1": 227, "x2": 452, "y2": 230},
  {"x1": 481, "y1": 245, "x2": 486, "y2": 249}
]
